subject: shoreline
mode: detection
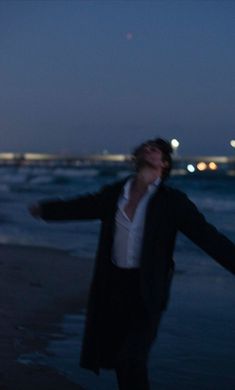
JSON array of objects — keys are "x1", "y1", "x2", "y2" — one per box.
[
  {"x1": 1, "y1": 242, "x2": 235, "y2": 388},
  {"x1": 0, "y1": 243, "x2": 93, "y2": 389}
]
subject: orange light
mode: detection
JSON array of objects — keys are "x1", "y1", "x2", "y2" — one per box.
[
  {"x1": 197, "y1": 162, "x2": 207, "y2": 171},
  {"x1": 208, "y1": 162, "x2": 218, "y2": 170}
]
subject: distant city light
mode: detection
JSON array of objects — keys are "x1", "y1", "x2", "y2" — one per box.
[
  {"x1": 230, "y1": 140, "x2": 235, "y2": 148},
  {"x1": 187, "y1": 164, "x2": 195, "y2": 173},
  {"x1": 171, "y1": 138, "x2": 180, "y2": 157},
  {"x1": 208, "y1": 162, "x2": 218, "y2": 170},
  {"x1": 171, "y1": 139, "x2": 180, "y2": 148},
  {"x1": 88, "y1": 154, "x2": 127, "y2": 162},
  {"x1": 0, "y1": 153, "x2": 17, "y2": 160},
  {"x1": 24, "y1": 153, "x2": 54, "y2": 160},
  {"x1": 197, "y1": 162, "x2": 207, "y2": 171}
]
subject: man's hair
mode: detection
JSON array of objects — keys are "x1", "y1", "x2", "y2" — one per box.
[{"x1": 132, "y1": 137, "x2": 173, "y2": 180}]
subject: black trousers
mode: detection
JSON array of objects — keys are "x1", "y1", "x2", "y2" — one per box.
[{"x1": 99, "y1": 263, "x2": 161, "y2": 390}]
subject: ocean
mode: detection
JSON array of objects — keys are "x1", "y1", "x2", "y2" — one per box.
[
  {"x1": 0, "y1": 164, "x2": 234, "y2": 256},
  {"x1": 2, "y1": 164, "x2": 235, "y2": 389}
]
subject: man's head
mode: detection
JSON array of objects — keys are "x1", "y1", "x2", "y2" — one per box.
[{"x1": 132, "y1": 138, "x2": 173, "y2": 180}]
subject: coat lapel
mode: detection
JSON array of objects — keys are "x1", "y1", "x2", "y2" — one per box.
[
  {"x1": 145, "y1": 182, "x2": 167, "y2": 232},
  {"x1": 140, "y1": 183, "x2": 168, "y2": 263}
]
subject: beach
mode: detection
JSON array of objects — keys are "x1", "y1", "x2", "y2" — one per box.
[
  {"x1": 0, "y1": 243, "x2": 93, "y2": 390},
  {"x1": 0, "y1": 168, "x2": 234, "y2": 388},
  {"x1": 1, "y1": 242, "x2": 235, "y2": 389}
]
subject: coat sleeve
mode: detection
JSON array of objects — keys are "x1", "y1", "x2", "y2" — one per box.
[
  {"x1": 176, "y1": 191, "x2": 235, "y2": 275},
  {"x1": 39, "y1": 185, "x2": 111, "y2": 221}
]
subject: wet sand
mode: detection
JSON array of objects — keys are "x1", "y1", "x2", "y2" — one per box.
[
  {"x1": 1, "y1": 243, "x2": 235, "y2": 389},
  {"x1": 0, "y1": 244, "x2": 93, "y2": 389}
]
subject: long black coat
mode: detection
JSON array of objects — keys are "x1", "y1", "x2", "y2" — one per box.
[{"x1": 40, "y1": 178, "x2": 235, "y2": 374}]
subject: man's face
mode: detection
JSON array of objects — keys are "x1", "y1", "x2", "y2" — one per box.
[{"x1": 136, "y1": 142, "x2": 167, "y2": 171}]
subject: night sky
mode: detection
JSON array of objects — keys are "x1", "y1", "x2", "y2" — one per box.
[{"x1": 1, "y1": 0, "x2": 235, "y2": 156}]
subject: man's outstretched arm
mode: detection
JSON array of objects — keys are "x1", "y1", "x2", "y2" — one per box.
[
  {"x1": 176, "y1": 191, "x2": 235, "y2": 275},
  {"x1": 29, "y1": 186, "x2": 110, "y2": 221}
]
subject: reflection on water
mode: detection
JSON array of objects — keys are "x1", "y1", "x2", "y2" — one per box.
[{"x1": 18, "y1": 312, "x2": 117, "y2": 389}]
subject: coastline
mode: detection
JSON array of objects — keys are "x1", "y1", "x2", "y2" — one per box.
[
  {"x1": 1, "y1": 242, "x2": 235, "y2": 389},
  {"x1": 0, "y1": 243, "x2": 93, "y2": 389}
]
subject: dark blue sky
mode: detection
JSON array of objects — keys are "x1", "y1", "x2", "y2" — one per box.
[{"x1": 0, "y1": 0, "x2": 235, "y2": 155}]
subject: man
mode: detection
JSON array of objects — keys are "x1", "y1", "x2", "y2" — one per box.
[{"x1": 30, "y1": 138, "x2": 235, "y2": 390}]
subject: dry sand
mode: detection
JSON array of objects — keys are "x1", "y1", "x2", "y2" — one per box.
[{"x1": 0, "y1": 244, "x2": 94, "y2": 389}]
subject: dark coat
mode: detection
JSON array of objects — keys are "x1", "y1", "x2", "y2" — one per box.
[{"x1": 40, "y1": 178, "x2": 235, "y2": 374}]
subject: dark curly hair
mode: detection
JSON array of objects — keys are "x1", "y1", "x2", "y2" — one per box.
[{"x1": 132, "y1": 137, "x2": 173, "y2": 180}]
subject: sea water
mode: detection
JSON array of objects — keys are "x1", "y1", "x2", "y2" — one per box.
[{"x1": 0, "y1": 165, "x2": 234, "y2": 256}]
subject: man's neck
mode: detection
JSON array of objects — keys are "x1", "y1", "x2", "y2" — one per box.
[{"x1": 132, "y1": 167, "x2": 161, "y2": 193}]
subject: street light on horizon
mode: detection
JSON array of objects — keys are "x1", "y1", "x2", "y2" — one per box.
[
  {"x1": 230, "y1": 140, "x2": 235, "y2": 149},
  {"x1": 171, "y1": 138, "x2": 180, "y2": 157}
]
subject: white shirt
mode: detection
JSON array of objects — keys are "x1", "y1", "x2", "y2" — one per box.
[{"x1": 112, "y1": 176, "x2": 161, "y2": 269}]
